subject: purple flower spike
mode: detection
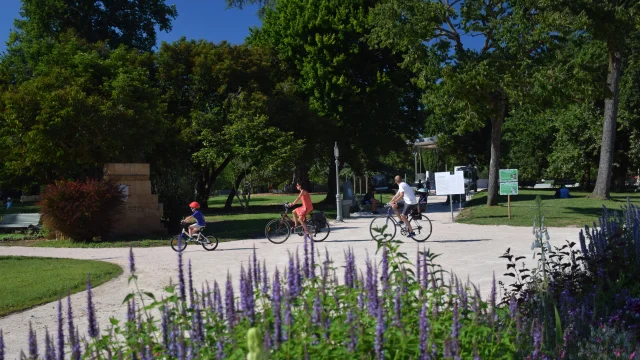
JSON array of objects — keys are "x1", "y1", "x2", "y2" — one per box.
[
  {"x1": 312, "y1": 294, "x2": 322, "y2": 327},
  {"x1": 57, "y1": 298, "x2": 64, "y2": 360},
  {"x1": 419, "y1": 302, "x2": 430, "y2": 360},
  {"x1": 422, "y1": 250, "x2": 429, "y2": 289},
  {"x1": 451, "y1": 302, "x2": 461, "y2": 358},
  {"x1": 263, "y1": 326, "x2": 272, "y2": 351},
  {"x1": 0, "y1": 330, "x2": 4, "y2": 360},
  {"x1": 188, "y1": 260, "x2": 195, "y2": 305},
  {"x1": 347, "y1": 310, "x2": 357, "y2": 352},
  {"x1": 309, "y1": 235, "x2": 315, "y2": 279},
  {"x1": 225, "y1": 272, "x2": 235, "y2": 330},
  {"x1": 393, "y1": 288, "x2": 402, "y2": 327},
  {"x1": 374, "y1": 305, "x2": 385, "y2": 360},
  {"x1": 129, "y1": 247, "x2": 136, "y2": 274},
  {"x1": 240, "y1": 265, "x2": 247, "y2": 312},
  {"x1": 532, "y1": 320, "x2": 542, "y2": 359},
  {"x1": 71, "y1": 327, "x2": 80, "y2": 360},
  {"x1": 86, "y1": 275, "x2": 99, "y2": 338},
  {"x1": 381, "y1": 246, "x2": 389, "y2": 294},
  {"x1": 284, "y1": 290, "x2": 293, "y2": 341},
  {"x1": 28, "y1": 322, "x2": 38, "y2": 359},
  {"x1": 66, "y1": 292, "x2": 76, "y2": 354},
  {"x1": 45, "y1": 328, "x2": 55, "y2": 360},
  {"x1": 127, "y1": 300, "x2": 135, "y2": 323},
  {"x1": 253, "y1": 245, "x2": 260, "y2": 287},
  {"x1": 490, "y1": 272, "x2": 497, "y2": 322},
  {"x1": 417, "y1": 247, "x2": 421, "y2": 286},
  {"x1": 295, "y1": 249, "x2": 302, "y2": 291},
  {"x1": 262, "y1": 259, "x2": 269, "y2": 295},
  {"x1": 287, "y1": 252, "x2": 297, "y2": 298},
  {"x1": 303, "y1": 235, "x2": 309, "y2": 278},
  {"x1": 246, "y1": 266, "x2": 255, "y2": 325},
  {"x1": 178, "y1": 245, "x2": 186, "y2": 302},
  {"x1": 216, "y1": 337, "x2": 224, "y2": 359},
  {"x1": 273, "y1": 268, "x2": 282, "y2": 348},
  {"x1": 161, "y1": 305, "x2": 169, "y2": 350}
]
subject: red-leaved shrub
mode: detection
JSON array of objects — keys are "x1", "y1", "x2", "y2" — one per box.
[{"x1": 40, "y1": 178, "x2": 125, "y2": 242}]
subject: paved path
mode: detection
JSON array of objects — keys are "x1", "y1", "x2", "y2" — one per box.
[{"x1": 0, "y1": 196, "x2": 582, "y2": 358}]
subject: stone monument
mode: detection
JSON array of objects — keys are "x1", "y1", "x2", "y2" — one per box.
[{"x1": 103, "y1": 163, "x2": 165, "y2": 235}]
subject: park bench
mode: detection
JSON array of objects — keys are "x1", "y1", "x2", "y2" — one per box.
[
  {"x1": 354, "y1": 195, "x2": 372, "y2": 213},
  {"x1": 519, "y1": 180, "x2": 537, "y2": 188},
  {"x1": 0, "y1": 214, "x2": 42, "y2": 230}
]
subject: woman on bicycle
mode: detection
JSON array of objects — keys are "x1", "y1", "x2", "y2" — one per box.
[
  {"x1": 183, "y1": 201, "x2": 206, "y2": 238},
  {"x1": 290, "y1": 181, "x2": 313, "y2": 236}
]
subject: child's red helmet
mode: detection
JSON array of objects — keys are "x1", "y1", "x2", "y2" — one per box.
[{"x1": 189, "y1": 202, "x2": 200, "y2": 209}]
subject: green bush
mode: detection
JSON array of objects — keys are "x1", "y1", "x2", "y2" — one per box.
[{"x1": 40, "y1": 178, "x2": 124, "y2": 242}]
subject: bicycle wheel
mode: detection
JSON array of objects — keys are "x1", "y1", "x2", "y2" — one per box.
[
  {"x1": 170, "y1": 235, "x2": 187, "y2": 252},
  {"x1": 310, "y1": 219, "x2": 330, "y2": 242},
  {"x1": 370, "y1": 216, "x2": 397, "y2": 241},
  {"x1": 201, "y1": 235, "x2": 219, "y2": 251},
  {"x1": 265, "y1": 219, "x2": 290, "y2": 244},
  {"x1": 410, "y1": 214, "x2": 433, "y2": 242}
]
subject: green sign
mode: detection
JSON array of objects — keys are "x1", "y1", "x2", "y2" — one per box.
[{"x1": 499, "y1": 169, "x2": 518, "y2": 195}]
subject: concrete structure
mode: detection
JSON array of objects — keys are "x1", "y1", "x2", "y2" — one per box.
[{"x1": 103, "y1": 163, "x2": 165, "y2": 235}]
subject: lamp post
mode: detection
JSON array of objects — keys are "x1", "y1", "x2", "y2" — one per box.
[{"x1": 334, "y1": 142, "x2": 343, "y2": 222}]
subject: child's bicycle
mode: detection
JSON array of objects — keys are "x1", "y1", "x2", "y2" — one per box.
[
  {"x1": 170, "y1": 221, "x2": 219, "y2": 252},
  {"x1": 264, "y1": 202, "x2": 330, "y2": 244}
]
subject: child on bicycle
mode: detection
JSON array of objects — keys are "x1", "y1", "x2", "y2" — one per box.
[{"x1": 182, "y1": 201, "x2": 206, "y2": 238}]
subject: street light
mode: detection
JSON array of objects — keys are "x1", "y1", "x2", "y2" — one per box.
[{"x1": 334, "y1": 142, "x2": 343, "y2": 222}]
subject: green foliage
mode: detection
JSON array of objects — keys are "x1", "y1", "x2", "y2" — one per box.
[
  {"x1": 10, "y1": 0, "x2": 177, "y2": 52},
  {"x1": 0, "y1": 34, "x2": 165, "y2": 184},
  {"x1": 40, "y1": 178, "x2": 125, "y2": 242}
]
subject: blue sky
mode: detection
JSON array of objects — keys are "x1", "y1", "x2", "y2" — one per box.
[{"x1": 0, "y1": 0, "x2": 263, "y2": 53}]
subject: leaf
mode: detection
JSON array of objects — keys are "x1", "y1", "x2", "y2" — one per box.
[
  {"x1": 521, "y1": 275, "x2": 530, "y2": 280},
  {"x1": 504, "y1": 273, "x2": 516, "y2": 277},
  {"x1": 554, "y1": 305, "x2": 563, "y2": 347},
  {"x1": 507, "y1": 264, "x2": 516, "y2": 270},
  {"x1": 122, "y1": 293, "x2": 135, "y2": 305},
  {"x1": 515, "y1": 256, "x2": 526, "y2": 261},
  {"x1": 143, "y1": 292, "x2": 156, "y2": 301},
  {"x1": 110, "y1": 318, "x2": 119, "y2": 326}
]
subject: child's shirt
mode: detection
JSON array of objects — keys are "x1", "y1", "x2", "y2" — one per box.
[{"x1": 192, "y1": 210, "x2": 206, "y2": 226}]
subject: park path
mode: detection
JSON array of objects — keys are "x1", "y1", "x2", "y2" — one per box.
[{"x1": 0, "y1": 196, "x2": 582, "y2": 359}]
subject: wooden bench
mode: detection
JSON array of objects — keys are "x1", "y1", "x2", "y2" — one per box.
[
  {"x1": 0, "y1": 214, "x2": 42, "y2": 230},
  {"x1": 550, "y1": 179, "x2": 577, "y2": 188},
  {"x1": 519, "y1": 180, "x2": 537, "y2": 188}
]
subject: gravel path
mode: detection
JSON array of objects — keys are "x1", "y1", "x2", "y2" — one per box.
[{"x1": 0, "y1": 196, "x2": 582, "y2": 358}]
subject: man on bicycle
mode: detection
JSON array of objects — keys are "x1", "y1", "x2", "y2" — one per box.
[
  {"x1": 183, "y1": 201, "x2": 206, "y2": 238},
  {"x1": 389, "y1": 175, "x2": 417, "y2": 238}
]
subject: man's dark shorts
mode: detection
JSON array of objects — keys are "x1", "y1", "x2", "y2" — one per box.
[{"x1": 396, "y1": 201, "x2": 417, "y2": 216}]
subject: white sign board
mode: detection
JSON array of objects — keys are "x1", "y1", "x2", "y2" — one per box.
[{"x1": 435, "y1": 171, "x2": 465, "y2": 196}]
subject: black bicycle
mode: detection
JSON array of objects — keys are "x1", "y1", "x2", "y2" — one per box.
[
  {"x1": 265, "y1": 202, "x2": 331, "y2": 244},
  {"x1": 369, "y1": 204, "x2": 432, "y2": 242},
  {"x1": 170, "y1": 222, "x2": 219, "y2": 252}
]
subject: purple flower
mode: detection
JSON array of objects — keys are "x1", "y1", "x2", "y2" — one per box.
[
  {"x1": 57, "y1": 298, "x2": 64, "y2": 360},
  {"x1": 393, "y1": 288, "x2": 402, "y2": 327},
  {"x1": 422, "y1": 251, "x2": 429, "y2": 289},
  {"x1": 375, "y1": 305, "x2": 385, "y2": 360},
  {"x1": 71, "y1": 327, "x2": 80, "y2": 360},
  {"x1": 129, "y1": 247, "x2": 136, "y2": 274},
  {"x1": 66, "y1": 293, "x2": 77, "y2": 356},
  {"x1": 262, "y1": 260, "x2": 269, "y2": 295},
  {"x1": 216, "y1": 337, "x2": 224, "y2": 359},
  {"x1": 366, "y1": 256, "x2": 378, "y2": 316},
  {"x1": 381, "y1": 246, "x2": 389, "y2": 294},
  {"x1": 263, "y1": 326, "x2": 272, "y2": 351},
  {"x1": 312, "y1": 294, "x2": 322, "y2": 327},
  {"x1": 417, "y1": 248, "x2": 421, "y2": 286},
  {"x1": 287, "y1": 252, "x2": 297, "y2": 298},
  {"x1": 309, "y1": 234, "x2": 315, "y2": 279},
  {"x1": 86, "y1": 275, "x2": 99, "y2": 338},
  {"x1": 344, "y1": 249, "x2": 354, "y2": 288},
  {"x1": 191, "y1": 301, "x2": 204, "y2": 345},
  {"x1": 451, "y1": 302, "x2": 460, "y2": 358},
  {"x1": 214, "y1": 281, "x2": 223, "y2": 317},
  {"x1": 283, "y1": 289, "x2": 293, "y2": 341},
  {"x1": 127, "y1": 300, "x2": 135, "y2": 323},
  {"x1": 346, "y1": 310, "x2": 357, "y2": 352},
  {"x1": 490, "y1": 272, "x2": 496, "y2": 322},
  {"x1": 273, "y1": 268, "x2": 282, "y2": 348},
  {"x1": 532, "y1": 320, "x2": 542, "y2": 359},
  {"x1": 322, "y1": 248, "x2": 330, "y2": 292},
  {"x1": 178, "y1": 244, "x2": 186, "y2": 302},
  {"x1": 0, "y1": 330, "x2": 4, "y2": 360},
  {"x1": 245, "y1": 265, "x2": 255, "y2": 324},
  {"x1": 240, "y1": 265, "x2": 247, "y2": 312},
  {"x1": 161, "y1": 305, "x2": 169, "y2": 350},
  {"x1": 225, "y1": 272, "x2": 235, "y2": 330},
  {"x1": 509, "y1": 296, "x2": 517, "y2": 319},
  {"x1": 304, "y1": 235, "x2": 309, "y2": 278},
  {"x1": 253, "y1": 245, "x2": 260, "y2": 287},
  {"x1": 45, "y1": 328, "x2": 55, "y2": 360},
  {"x1": 188, "y1": 260, "x2": 195, "y2": 305},
  {"x1": 419, "y1": 303, "x2": 430, "y2": 360},
  {"x1": 28, "y1": 322, "x2": 38, "y2": 359},
  {"x1": 295, "y1": 249, "x2": 302, "y2": 293}
]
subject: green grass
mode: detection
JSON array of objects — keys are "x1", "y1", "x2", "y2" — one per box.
[
  {"x1": 207, "y1": 193, "x2": 328, "y2": 208},
  {"x1": 457, "y1": 189, "x2": 640, "y2": 227},
  {"x1": 0, "y1": 256, "x2": 122, "y2": 316}
]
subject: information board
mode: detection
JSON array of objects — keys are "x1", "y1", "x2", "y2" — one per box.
[
  {"x1": 435, "y1": 171, "x2": 465, "y2": 196},
  {"x1": 499, "y1": 169, "x2": 519, "y2": 195}
]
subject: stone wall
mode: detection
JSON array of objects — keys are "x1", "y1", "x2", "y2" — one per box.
[{"x1": 104, "y1": 163, "x2": 166, "y2": 236}]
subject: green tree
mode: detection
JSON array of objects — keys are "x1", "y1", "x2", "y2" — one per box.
[
  {"x1": 0, "y1": 34, "x2": 165, "y2": 185},
  {"x1": 543, "y1": 0, "x2": 640, "y2": 198},
  {"x1": 247, "y1": 0, "x2": 424, "y2": 203},
  {"x1": 10, "y1": 0, "x2": 177, "y2": 52},
  {"x1": 368, "y1": 0, "x2": 569, "y2": 205}
]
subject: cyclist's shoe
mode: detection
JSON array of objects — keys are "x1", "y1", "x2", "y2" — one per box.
[{"x1": 407, "y1": 231, "x2": 416, "y2": 238}]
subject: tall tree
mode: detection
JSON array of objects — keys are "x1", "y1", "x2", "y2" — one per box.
[
  {"x1": 543, "y1": 0, "x2": 640, "y2": 198},
  {"x1": 368, "y1": 0, "x2": 568, "y2": 205},
  {"x1": 10, "y1": 0, "x2": 177, "y2": 52},
  {"x1": 247, "y1": 0, "x2": 424, "y2": 203}
]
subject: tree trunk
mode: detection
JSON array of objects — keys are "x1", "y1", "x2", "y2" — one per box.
[
  {"x1": 487, "y1": 94, "x2": 507, "y2": 206},
  {"x1": 324, "y1": 156, "x2": 337, "y2": 204},
  {"x1": 194, "y1": 156, "x2": 232, "y2": 209},
  {"x1": 592, "y1": 43, "x2": 623, "y2": 199},
  {"x1": 581, "y1": 163, "x2": 591, "y2": 191},
  {"x1": 225, "y1": 172, "x2": 246, "y2": 210}
]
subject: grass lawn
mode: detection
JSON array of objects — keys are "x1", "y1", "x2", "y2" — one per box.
[
  {"x1": 0, "y1": 256, "x2": 122, "y2": 316},
  {"x1": 457, "y1": 189, "x2": 640, "y2": 227}
]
